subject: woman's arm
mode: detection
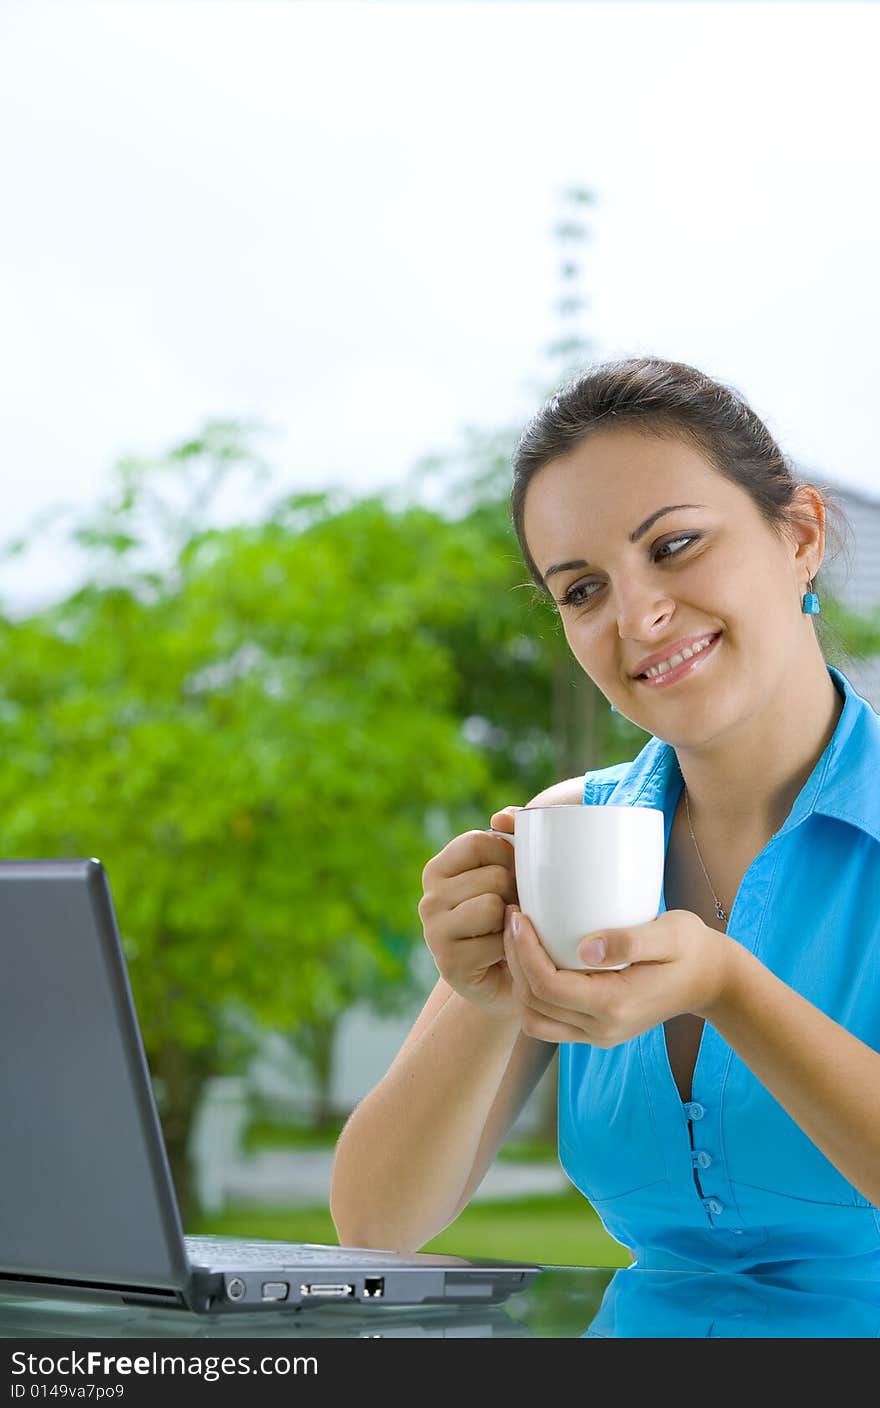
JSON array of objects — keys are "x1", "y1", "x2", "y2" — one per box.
[
  {"x1": 329, "y1": 775, "x2": 582, "y2": 1252},
  {"x1": 705, "y1": 943, "x2": 880, "y2": 1207},
  {"x1": 330, "y1": 987, "x2": 546, "y2": 1251}
]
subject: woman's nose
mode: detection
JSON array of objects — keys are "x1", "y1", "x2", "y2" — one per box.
[{"x1": 613, "y1": 587, "x2": 676, "y2": 641}]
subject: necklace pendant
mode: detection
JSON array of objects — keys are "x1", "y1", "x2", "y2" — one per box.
[{"x1": 715, "y1": 900, "x2": 728, "y2": 922}]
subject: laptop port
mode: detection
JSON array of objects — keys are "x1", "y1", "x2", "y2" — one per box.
[
  {"x1": 363, "y1": 1277, "x2": 385, "y2": 1299},
  {"x1": 299, "y1": 1283, "x2": 355, "y2": 1298},
  {"x1": 261, "y1": 1282, "x2": 289, "y2": 1302},
  {"x1": 226, "y1": 1277, "x2": 246, "y2": 1301}
]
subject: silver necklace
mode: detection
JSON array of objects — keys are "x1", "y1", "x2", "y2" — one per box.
[{"x1": 683, "y1": 784, "x2": 729, "y2": 925}]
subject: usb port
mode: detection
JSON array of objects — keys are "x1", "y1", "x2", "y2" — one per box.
[
  {"x1": 363, "y1": 1277, "x2": 385, "y2": 1299},
  {"x1": 299, "y1": 1283, "x2": 355, "y2": 1298},
  {"x1": 261, "y1": 1282, "x2": 289, "y2": 1301}
]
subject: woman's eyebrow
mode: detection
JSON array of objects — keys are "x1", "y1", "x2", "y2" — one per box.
[{"x1": 541, "y1": 503, "x2": 707, "y2": 584}]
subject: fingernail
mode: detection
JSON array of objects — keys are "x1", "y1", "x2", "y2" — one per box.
[
  {"x1": 580, "y1": 937, "x2": 606, "y2": 964},
  {"x1": 510, "y1": 908, "x2": 520, "y2": 939}
]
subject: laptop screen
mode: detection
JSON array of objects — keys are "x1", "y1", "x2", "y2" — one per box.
[{"x1": 0, "y1": 860, "x2": 190, "y2": 1293}]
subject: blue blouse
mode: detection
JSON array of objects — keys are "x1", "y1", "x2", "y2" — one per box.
[{"x1": 558, "y1": 663, "x2": 880, "y2": 1278}]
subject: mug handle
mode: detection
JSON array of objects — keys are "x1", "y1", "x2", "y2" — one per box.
[{"x1": 484, "y1": 827, "x2": 516, "y2": 846}]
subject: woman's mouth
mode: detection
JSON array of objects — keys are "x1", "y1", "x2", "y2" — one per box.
[{"x1": 634, "y1": 632, "x2": 722, "y2": 689}]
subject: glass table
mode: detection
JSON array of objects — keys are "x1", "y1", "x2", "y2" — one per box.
[{"x1": 2, "y1": 1263, "x2": 879, "y2": 1338}]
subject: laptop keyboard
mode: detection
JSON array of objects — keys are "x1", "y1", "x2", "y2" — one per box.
[{"x1": 184, "y1": 1236, "x2": 395, "y2": 1267}]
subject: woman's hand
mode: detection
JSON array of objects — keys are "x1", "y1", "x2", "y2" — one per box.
[
  {"x1": 502, "y1": 904, "x2": 734, "y2": 1045},
  {"x1": 417, "y1": 806, "x2": 522, "y2": 1017}
]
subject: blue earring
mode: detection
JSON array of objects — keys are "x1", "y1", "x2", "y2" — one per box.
[
  {"x1": 802, "y1": 577, "x2": 821, "y2": 615},
  {"x1": 609, "y1": 703, "x2": 618, "y2": 713}
]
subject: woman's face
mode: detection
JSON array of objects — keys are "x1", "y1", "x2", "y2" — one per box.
[{"x1": 522, "y1": 427, "x2": 821, "y2": 744}]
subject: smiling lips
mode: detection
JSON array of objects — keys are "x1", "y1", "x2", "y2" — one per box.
[{"x1": 635, "y1": 632, "x2": 722, "y2": 688}]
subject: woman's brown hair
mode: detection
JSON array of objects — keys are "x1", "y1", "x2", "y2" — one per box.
[{"x1": 510, "y1": 355, "x2": 853, "y2": 665}]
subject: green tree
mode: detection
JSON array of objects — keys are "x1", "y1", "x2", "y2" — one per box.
[{"x1": 0, "y1": 423, "x2": 563, "y2": 1218}]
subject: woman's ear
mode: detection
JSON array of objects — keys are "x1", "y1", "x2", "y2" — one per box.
[{"x1": 788, "y1": 484, "x2": 826, "y2": 580}]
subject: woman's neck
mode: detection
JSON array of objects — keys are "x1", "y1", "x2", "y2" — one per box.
[{"x1": 674, "y1": 656, "x2": 844, "y2": 842}]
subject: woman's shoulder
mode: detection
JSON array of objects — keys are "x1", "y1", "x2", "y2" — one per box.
[
  {"x1": 527, "y1": 761, "x2": 652, "y2": 808},
  {"x1": 582, "y1": 757, "x2": 647, "y2": 801},
  {"x1": 526, "y1": 776, "x2": 587, "y2": 807}
]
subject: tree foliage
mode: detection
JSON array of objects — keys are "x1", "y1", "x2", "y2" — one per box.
[
  {"x1": 2, "y1": 415, "x2": 878, "y2": 1211},
  {"x1": 0, "y1": 423, "x2": 569, "y2": 1208}
]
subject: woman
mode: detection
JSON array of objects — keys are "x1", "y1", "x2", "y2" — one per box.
[{"x1": 330, "y1": 356, "x2": 880, "y2": 1276}]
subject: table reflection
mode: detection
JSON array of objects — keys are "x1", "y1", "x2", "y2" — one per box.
[
  {"x1": 581, "y1": 1264, "x2": 880, "y2": 1338},
  {"x1": 0, "y1": 1291, "x2": 536, "y2": 1339},
  {"x1": 2, "y1": 1263, "x2": 879, "y2": 1337}
]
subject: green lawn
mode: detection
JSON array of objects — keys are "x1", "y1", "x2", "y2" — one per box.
[
  {"x1": 242, "y1": 1120, "x2": 558, "y2": 1163},
  {"x1": 190, "y1": 1189, "x2": 632, "y2": 1269}
]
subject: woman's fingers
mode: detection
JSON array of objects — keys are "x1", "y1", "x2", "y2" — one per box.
[
  {"x1": 436, "y1": 928, "x2": 507, "y2": 979},
  {"x1": 446, "y1": 865, "x2": 517, "y2": 912},
  {"x1": 519, "y1": 1011, "x2": 587, "y2": 1043},
  {"x1": 504, "y1": 907, "x2": 619, "y2": 1031}
]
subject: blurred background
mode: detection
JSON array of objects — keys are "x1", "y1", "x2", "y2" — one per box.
[{"x1": 2, "y1": 0, "x2": 880, "y2": 1268}]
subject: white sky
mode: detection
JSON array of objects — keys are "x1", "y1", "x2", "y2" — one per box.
[{"x1": 2, "y1": 0, "x2": 879, "y2": 612}]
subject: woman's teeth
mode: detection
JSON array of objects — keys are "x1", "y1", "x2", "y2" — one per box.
[{"x1": 641, "y1": 634, "x2": 717, "y2": 679}]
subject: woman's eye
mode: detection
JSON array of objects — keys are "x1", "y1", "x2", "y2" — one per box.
[
  {"x1": 655, "y1": 533, "x2": 697, "y2": 560},
  {"x1": 558, "y1": 534, "x2": 700, "y2": 608}
]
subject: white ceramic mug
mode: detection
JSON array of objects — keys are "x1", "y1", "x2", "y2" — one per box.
[{"x1": 487, "y1": 803, "x2": 665, "y2": 970}]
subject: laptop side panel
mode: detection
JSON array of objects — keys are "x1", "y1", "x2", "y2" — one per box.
[{"x1": 0, "y1": 859, "x2": 191, "y2": 1296}]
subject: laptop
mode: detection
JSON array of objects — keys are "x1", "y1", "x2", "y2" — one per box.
[{"x1": 0, "y1": 859, "x2": 542, "y2": 1315}]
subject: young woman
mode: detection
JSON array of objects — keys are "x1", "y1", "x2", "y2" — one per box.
[{"x1": 330, "y1": 356, "x2": 880, "y2": 1276}]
